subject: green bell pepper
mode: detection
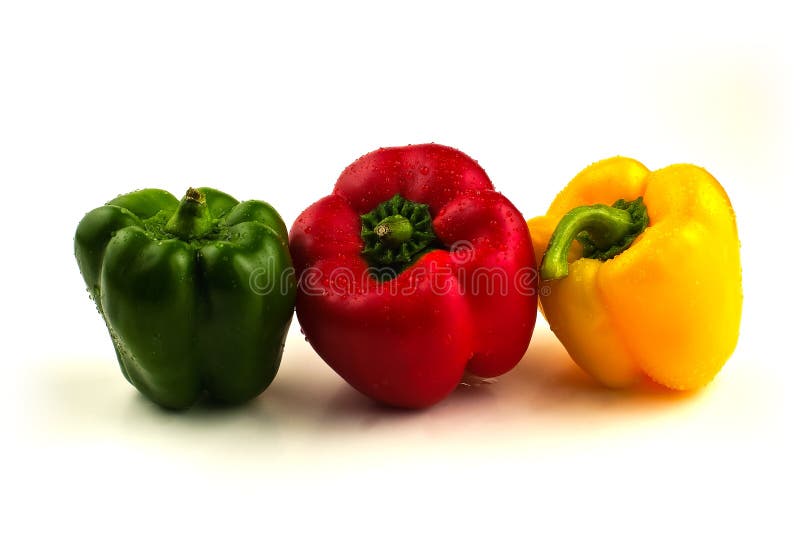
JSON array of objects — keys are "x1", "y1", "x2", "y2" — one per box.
[{"x1": 75, "y1": 187, "x2": 296, "y2": 409}]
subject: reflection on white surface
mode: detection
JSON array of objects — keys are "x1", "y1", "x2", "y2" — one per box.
[
  {"x1": 13, "y1": 326, "x2": 789, "y2": 530},
  {"x1": 25, "y1": 327, "x2": 777, "y2": 461}
]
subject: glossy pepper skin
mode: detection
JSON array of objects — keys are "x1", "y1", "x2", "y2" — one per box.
[
  {"x1": 290, "y1": 144, "x2": 538, "y2": 408},
  {"x1": 75, "y1": 187, "x2": 296, "y2": 409},
  {"x1": 528, "y1": 157, "x2": 742, "y2": 389}
]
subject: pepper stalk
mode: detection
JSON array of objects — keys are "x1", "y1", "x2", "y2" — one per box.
[
  {"x1": 540, "y1": 197, "x2": 649, "y2": 280},
  {"x1": 165, "y1": 187, "x2": 214, "y2": 240}
]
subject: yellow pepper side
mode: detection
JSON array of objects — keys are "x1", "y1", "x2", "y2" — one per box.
[{"x1": 528, "y1": 156, "x2": 742, "y2": 390}]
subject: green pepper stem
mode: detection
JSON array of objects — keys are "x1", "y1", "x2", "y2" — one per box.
[
  {"x1": 540, "y1": 200, "x2": 646, "y2": 281},
  {"x1": 165, "y1": 188, "x2": 214, "y2": 240}
]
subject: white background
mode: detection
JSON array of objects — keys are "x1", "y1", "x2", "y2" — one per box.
[{"x1": 1, "y1": 1, "x2": 797, "y2": 532}]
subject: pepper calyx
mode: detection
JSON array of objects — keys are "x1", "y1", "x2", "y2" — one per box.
[
  {"x1": 360, "y1": 194, "x2": 438, "y2": 274},
  {"x1": 540, "y1": 197, "x2": 649, "y2": 281},
  {"x1": 165, "y1": 187, "x2": 215, "y2": 241}
]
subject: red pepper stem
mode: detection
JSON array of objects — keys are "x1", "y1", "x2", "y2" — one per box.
[
  {"x1": 375, "y1": 215, "x2": 414, "y2": 247},
  {"x1": 360, "y1": 194, "x2": 438, "y2": 275},
  {"x1": 540, "y1": 204, "x2": 635, "y2": 281},
  {"x1": 165, "y1": 187, "x2": 214, "y2": 241}
]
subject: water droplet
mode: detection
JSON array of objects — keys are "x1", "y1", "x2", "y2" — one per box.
[{"x1": 420, "y1": 166, "x2": 429, "y2": 175}]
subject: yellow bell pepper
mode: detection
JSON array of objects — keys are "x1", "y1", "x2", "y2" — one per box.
[{"x1": 528, "y1": 157, "x2": 742, "y2": 389}]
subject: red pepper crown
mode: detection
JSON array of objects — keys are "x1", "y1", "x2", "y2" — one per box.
[
  {"x1": 288, "y1": 143, "x2": 538, "y2": 408},
  {"x1": 359, "y1": 194, "x2": 438, "y2": 273}
]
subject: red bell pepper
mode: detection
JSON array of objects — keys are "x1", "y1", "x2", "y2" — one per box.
[{"x1": 289, "y1": 144, "x2": 538, "y2": 408}]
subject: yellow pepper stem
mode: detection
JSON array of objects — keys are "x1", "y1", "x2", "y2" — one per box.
[{"x1": 540, "y1": 197, "x2": 648, "y2": 281}]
